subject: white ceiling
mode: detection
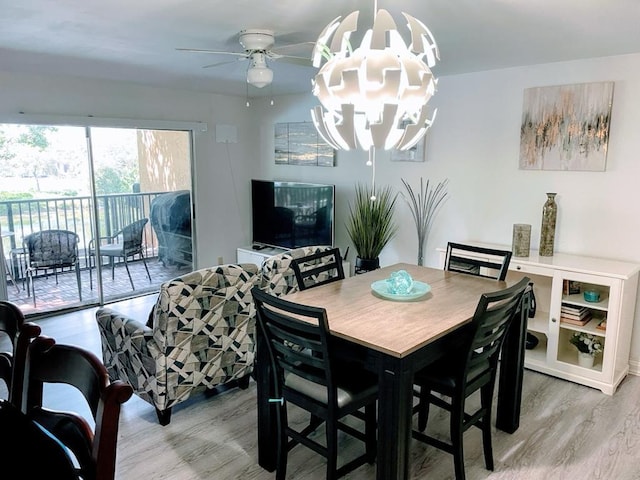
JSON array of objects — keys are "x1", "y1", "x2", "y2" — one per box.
[{"x1": 2, "y1": 0, "x2": 640, "y2": 97}]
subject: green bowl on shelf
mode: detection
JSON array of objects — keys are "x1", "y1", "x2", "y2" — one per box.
[{"x1": 583, "y1": 290, "x2": 600, "y2": 302}]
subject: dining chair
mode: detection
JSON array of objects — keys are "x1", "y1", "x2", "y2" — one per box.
[
  {"x1": 88, "y1": 218, "x2": 151, "y2": 291},
  {"x1": 412, "y1": 276, "x2": 530, "y2": 480},
  {"x1": 260, "y1": 245, "x2": 336, "y2": 297},
  {"x1": 0, "y1": 301, "x2": 40, "y2": 403},
  {"x1": 444, "y1": 242, "x2": 513, "y2": 281},
  {"x1": 23, "y1": 229, "x2": 82, "y2": 306},
  {"x1": 0, "y1": 398, "x2": 79, "y2": 478},
  {"x1": 252, "y1": 286, "x2": 378, "y2": 480},
  {"x1": 290, "y1": 246, "x2": 344, "y2": 291},
  {"x1": 17, "y1": 336, "x2": 133, "y2": 480}
]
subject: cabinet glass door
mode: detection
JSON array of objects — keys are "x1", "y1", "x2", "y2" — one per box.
[{"x1": 550, "y1": 271, "x2": 619, "y2": 380}]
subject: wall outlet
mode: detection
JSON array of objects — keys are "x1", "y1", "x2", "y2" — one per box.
[{"x1": 217, "y1": 256, "x2": 224, "y2": 265}]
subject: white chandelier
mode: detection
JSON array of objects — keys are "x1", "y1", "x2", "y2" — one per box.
[{"x1": 310, "y1": 7, "x2": 439, "y2": 153}]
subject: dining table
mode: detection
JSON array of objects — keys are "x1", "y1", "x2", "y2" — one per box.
[{"x1": 255, "y1": 263, "x2": 529, "y2": 480}]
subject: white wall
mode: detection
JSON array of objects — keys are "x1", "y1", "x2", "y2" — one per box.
[
  {"x1": 255, "y1": 53, "x2": 640, "y2": 369},
  {"x1": 0, "y1": 71, "x2": 256, "y2": 268},
  {"x1": 3, "y1": 51, "x2": 640, "y2": 370}
]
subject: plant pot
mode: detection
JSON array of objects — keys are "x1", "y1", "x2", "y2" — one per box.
[
  {"x1": 355, "y1": 257, "x2": 380, "y2": 275},
  {"x1": 577, "y1": 352, "x2": 595, "y2": 368}
]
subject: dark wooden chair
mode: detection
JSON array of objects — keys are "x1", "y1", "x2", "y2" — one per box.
[
  {"x1": 252, "y1": 286, "x2": 377, "y2": 480},
  {"x1": 88, "y1": 218, "x2": 151, "y2": 291},
  {"x1": 290, "y1": 246, "x2": 345, "y2": 291},
  {"x1": 18, "y1": 336, "x2": 133, "y2": 480},
  {"x1": 0, "y1": 398, "x2": 79, "y2": 479},
  {"x1": 0, "y1": 301, "x2": 41, "y2": 403},
  {"x1": 444, "y1": 242, "x2": 513, "y2": 281},
  {"x1": 412, "y1": 276, "x2": 530, "y2": 480}
]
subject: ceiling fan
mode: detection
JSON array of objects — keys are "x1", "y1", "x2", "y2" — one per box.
[{"x1": 177, "y1": 29, "x2": 313, "y2": 88}]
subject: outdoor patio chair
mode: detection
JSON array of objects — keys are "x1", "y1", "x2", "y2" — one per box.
[
  {"x1": 88, "y1": 218, "x2": 151, "y2": 291},
  {"x1": 23, "y1": 229, "x2": 82, "y2": 307}
]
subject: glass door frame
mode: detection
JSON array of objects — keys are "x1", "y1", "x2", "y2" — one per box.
[{"x1": 0, "y1": 113, "x2": 205, "y2": 315}]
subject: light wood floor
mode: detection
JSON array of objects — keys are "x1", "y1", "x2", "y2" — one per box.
[{"x1": 4, "y1": 296, "x2": 640, "y2": 479}]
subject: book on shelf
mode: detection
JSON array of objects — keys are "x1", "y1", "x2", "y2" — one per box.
[
  {"x1": 561, "y1": 302, "x2": 588, "y2": 312},
  {"x1": 560, "y1": 315, "x2": 592, "y2": 326},
  {"x1": 560, "y1": 304, "x2": 590, "y2": 319},
  {"x1": 596, "y1": 318, "x2": 607, "y2": 331},
  {"x1": 560, "y1": 309, "x2": 590, "y2": 319}
]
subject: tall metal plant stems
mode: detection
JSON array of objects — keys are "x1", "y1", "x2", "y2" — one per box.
[{"x1": 400, "y1": 178, "x2": 449, "y2": 266}]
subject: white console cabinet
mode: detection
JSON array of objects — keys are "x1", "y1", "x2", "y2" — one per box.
[{"x1": 438, "y1": 243, "x2": 640, "y2": 395}]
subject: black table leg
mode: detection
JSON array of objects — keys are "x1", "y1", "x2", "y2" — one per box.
[
  {"x1": 256, "y1": 327, "x2": 277, "y2": 471},
  {"x1": 375, "y1": 354, "x2": 413, "y2": 480}
]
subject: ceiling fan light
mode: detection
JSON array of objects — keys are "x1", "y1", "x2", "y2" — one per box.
[{"x1": 247, "y1": 65, "x2": 273, "y2": 88}]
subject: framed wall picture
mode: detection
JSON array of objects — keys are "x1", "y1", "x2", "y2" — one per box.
[
  {"x1": 519, "y1": 81, "x2": 614, "y2": 171},
  {"x1": 390, "y1": 135, "x2": 426, "y2": 162},
  {"x1": 274, "y1": 122, "x2": 336, "y2": 167}
]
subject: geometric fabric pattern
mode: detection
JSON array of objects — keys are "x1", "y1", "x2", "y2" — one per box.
[
  {"x1": 96, "y1": 263, "x2": 259, "y2": 416},
  {"x1": 259, "y1": 245, "x2": 335, "y2": 297}
]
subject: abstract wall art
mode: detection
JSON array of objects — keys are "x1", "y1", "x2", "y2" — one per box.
[
  {"x1": 390, "y1": 135, "x2": 426, "y2": 162},
  {"x1": 275, "y1": 122, "x2": 335, "y2": 167},
  {"x1": 519, "y1": 81, "x2": 614, "y2": 171}
]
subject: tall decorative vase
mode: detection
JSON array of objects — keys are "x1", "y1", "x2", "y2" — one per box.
[{"x1": 539, "y1": 193, "x2": 557, "y2": 256}]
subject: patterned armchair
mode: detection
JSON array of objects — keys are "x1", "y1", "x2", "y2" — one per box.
[
  {"x1": 260, "y1": 245, "x2": 336, "y2": 296},
  {"x1": 95, "y1": 263, "x2": 259, "y2": 425}
]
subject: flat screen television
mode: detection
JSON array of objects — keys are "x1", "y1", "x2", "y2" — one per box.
[{"x1": 251, "y1": 179, "x2": 335, "y2": 249}]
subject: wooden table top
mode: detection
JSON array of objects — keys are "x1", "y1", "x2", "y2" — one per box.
[{"x1": 286, "y1": 263, "x2": 507, "y2": 358}]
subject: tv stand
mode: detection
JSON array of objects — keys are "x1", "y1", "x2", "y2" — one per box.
[
  {"x1": 237, "y1": 245, "x2": 289, "y2": 267},
  {"x1": 236, "y1": 245, "x2": 351, "y2": 276}
]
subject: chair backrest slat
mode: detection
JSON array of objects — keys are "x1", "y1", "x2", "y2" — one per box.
[
  {"x1": 463, "y1": 277, "x2": 530, "y2": 388},
  {"x1": 252, "y1": 286, "x2": 334, "y2": 396},
  {"x1": 260, "y1": 245, "x2": 340, "y2": 297},
  {"x1": 290, "y1": 247, "x2": 345, "y2": 291},
  {"x1": 445, "y1": 242, "x2": 512, "y2": 281}
]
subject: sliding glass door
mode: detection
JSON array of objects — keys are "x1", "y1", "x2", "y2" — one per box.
[{"x1": 0, "y1": 123, "x2": 194, "y2": 317}]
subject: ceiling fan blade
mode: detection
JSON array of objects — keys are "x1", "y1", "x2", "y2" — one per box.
[
  {"x1": 202, "y1": 57, "x2": 248, "y2": 69},
  {"x1": 274, "y1": 54, "x2": 313, "y2": 67},
  {"x1": 271, "y1": 41, "x2": 316, "y2": 53},
  {"x1": 176, "y1": 48, "x2": 248, "y2": 58}
]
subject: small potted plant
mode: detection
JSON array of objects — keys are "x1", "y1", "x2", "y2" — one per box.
[
  {"x1": 346, "y1": 183, "x2": 398, "y2": 273},
  {"x1": 569, "y1": 331, "x2": 603, "y2": 368}
]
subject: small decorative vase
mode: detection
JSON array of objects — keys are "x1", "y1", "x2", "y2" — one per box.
[
  {"x1": 577, "y1": 352, "x2": 595, "y2": 368},
  {"x1": 539, "y1": 193, "x2": 557, "y2": 256},
  {"x1": 512, "y1": 224, "x2": 532, "y2": 257}
]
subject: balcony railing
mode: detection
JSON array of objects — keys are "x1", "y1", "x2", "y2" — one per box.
[{"x1": 1, "y1": 191, "x2": 171, "y2": 282}]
